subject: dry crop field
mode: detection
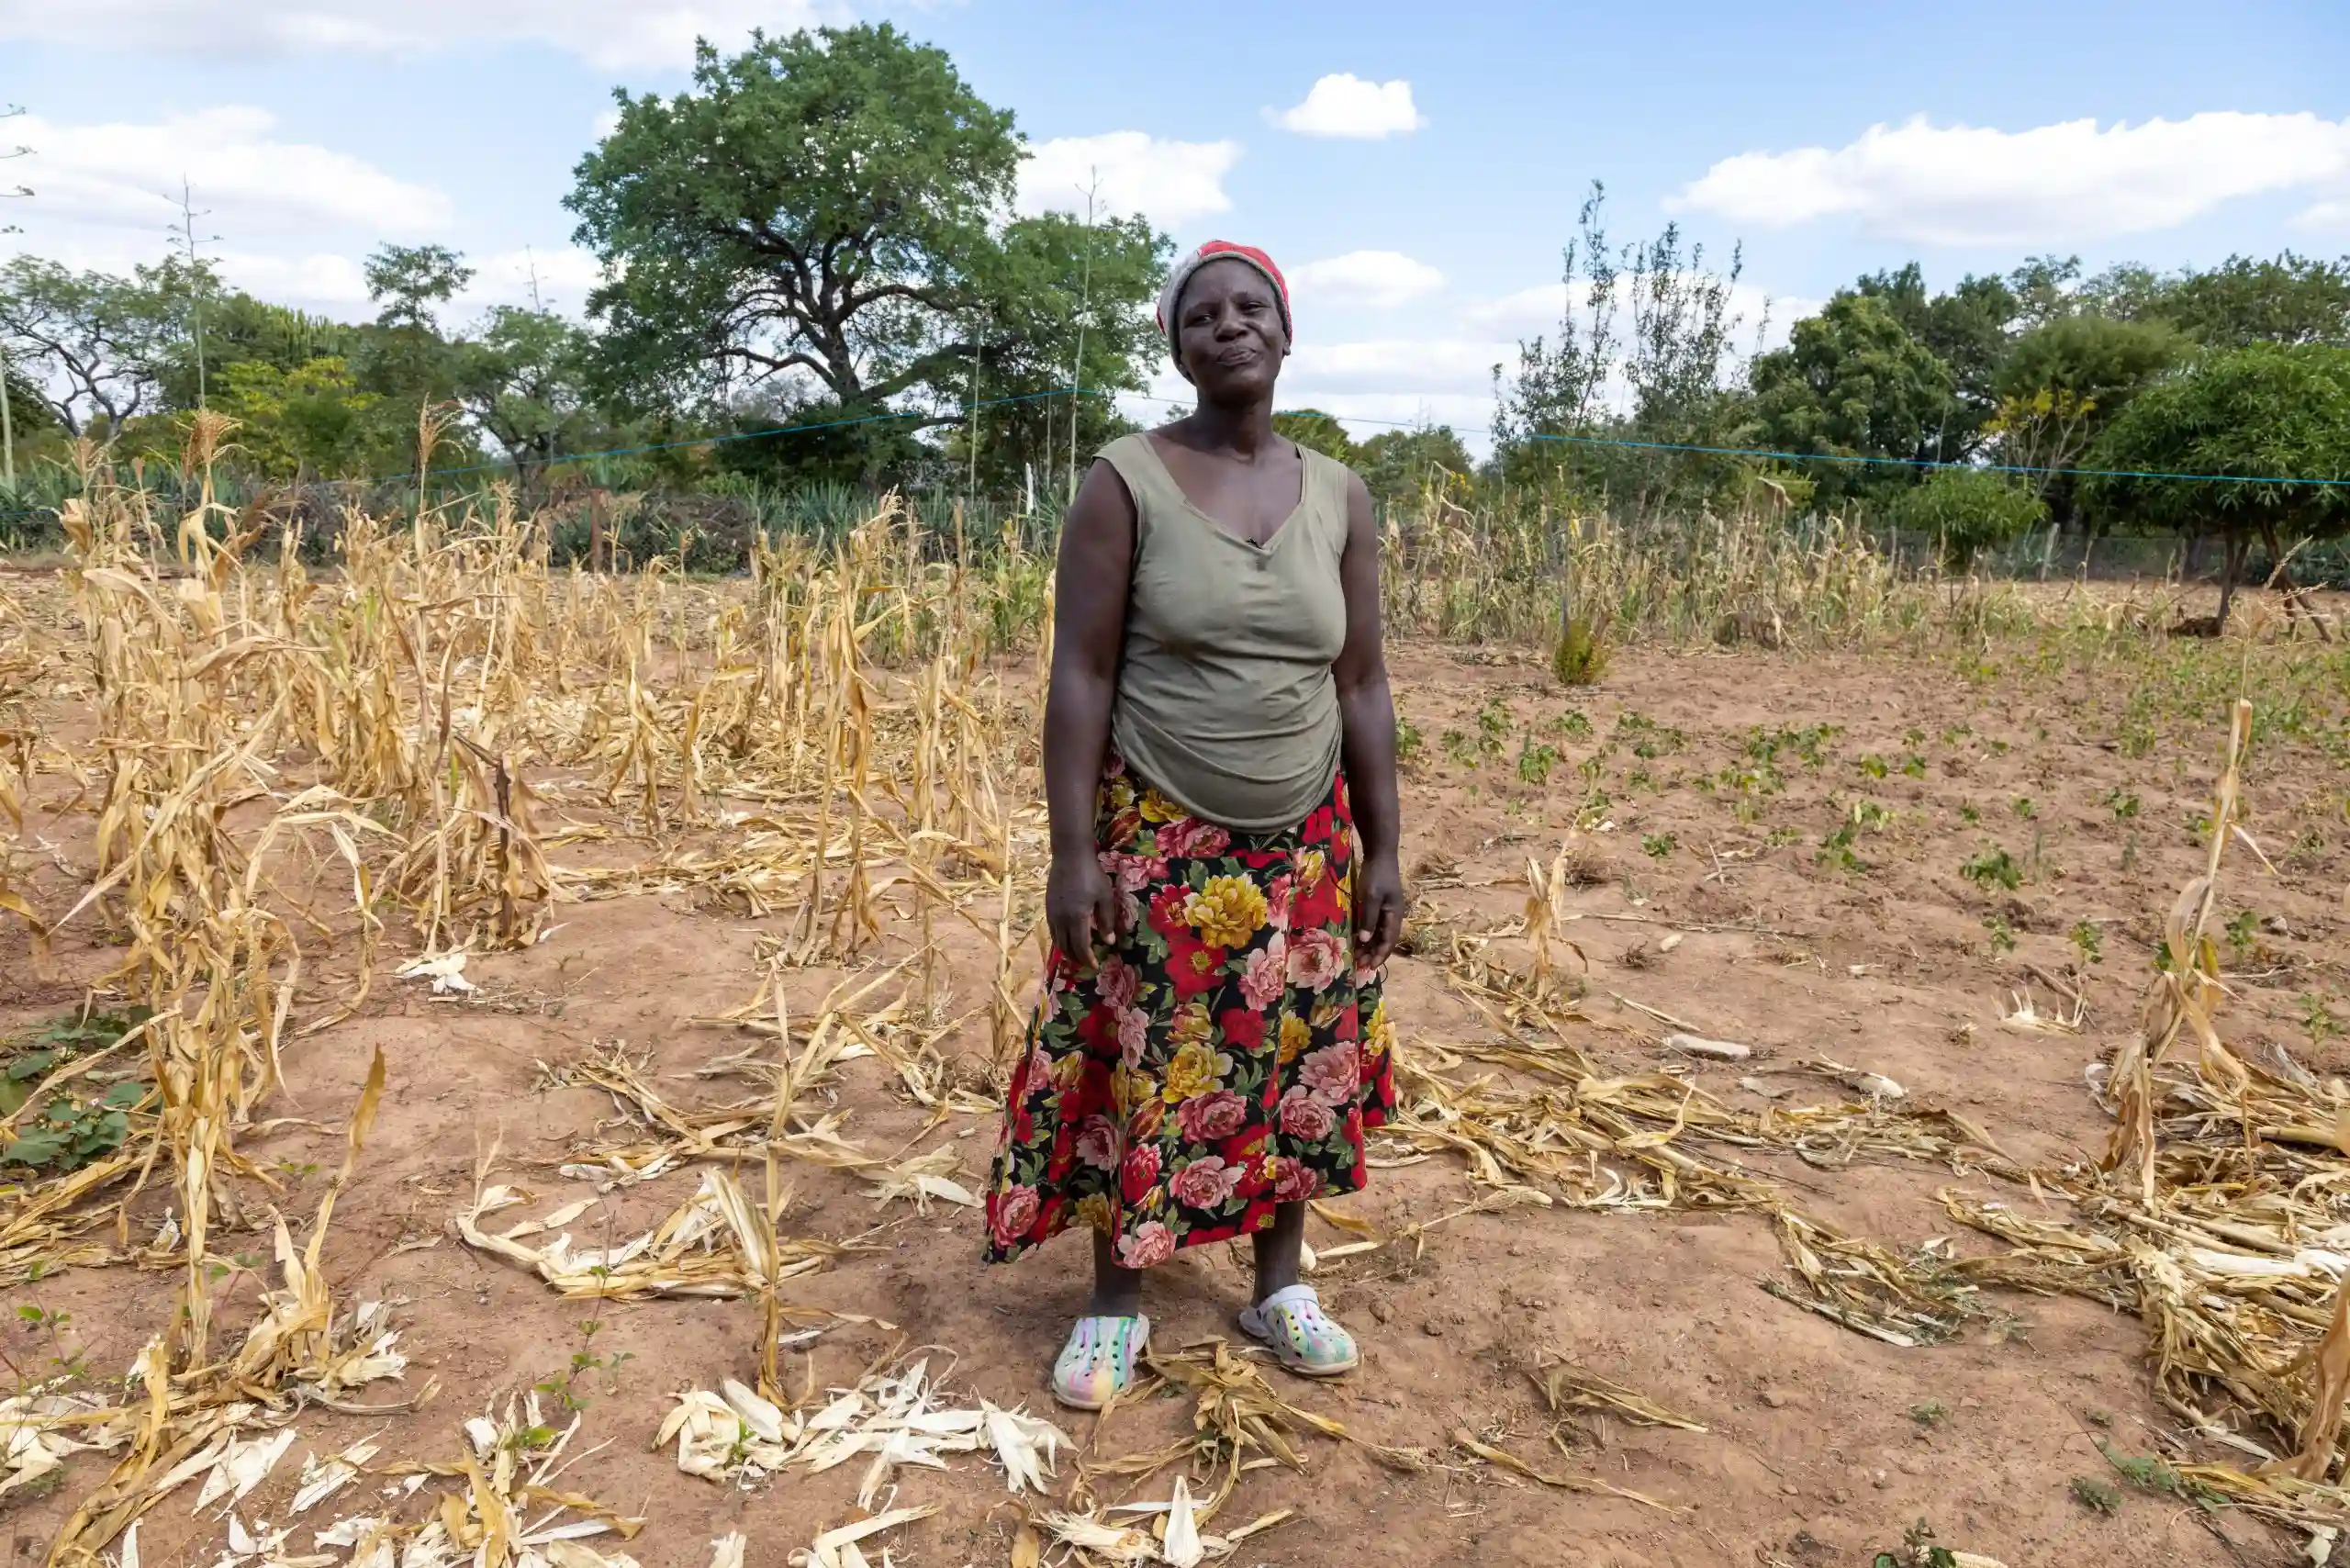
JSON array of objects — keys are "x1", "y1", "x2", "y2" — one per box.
[{"x1": 6, "y1": 452, "x2": 2350, "y2": 1568}]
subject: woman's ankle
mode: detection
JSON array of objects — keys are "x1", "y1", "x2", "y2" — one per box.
[{"x1": 1084, "y1": 1285, "x2": 1144, "y2": 1317}]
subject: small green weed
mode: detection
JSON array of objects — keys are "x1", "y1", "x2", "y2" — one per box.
[
  {"x1": 1958, "y1": 803, "x2": 1981, "y2": 825},
  {"x1": 1440, "y1": 729, "x2": 1477, "y2": 769},
  {"x1": 1982, "y1": 915, "x2": 2016, "y2": 957},
  {"x1": 1476, "y1": 696, "x2": 1512, "y2": 761},
  {"x1": 534, "y1": 1317, "x2": 637, "y2": 1413},
  {"x1": 2223, "y1": 910, "x2": 2259, "y2": 963},
  {"x1": 2103, "y1": 788, "x2": 2140, "y2": 821},
  {"x1": 2303, "y1": 992, "x2": 2343, "y2": 1047},
  {"x1": 2070, "y1": 920, "x2": 2103, "y2": 967},
  {"x1": 1874, "y1": 1519, "x2": 1959, "y2": 1568},
  {"x1": 2069, "y1": 1476, "x2": 2121, "y2": 1515},
  {"x1": 1550, "y1": 710, "x2": 1593, "y2": 741},
  {"x1": 1641, "y1": 833, "x2": 1676, "y2": 860},
  {"x1": 1960, "y1": 846, "x2": 2023, "y2": 891},
  {"x1": 2011, "y1": 796, "x2": 2036, "y2": 820},
  {"x1": 1394, "y1": 715, "x2": 1425, "y2": 767},
  {"x1": 1516, "y1": 738, "x2": 1560, "y2": 787},
  {"x1": 1908, "y1": 1400, "x2": 1950, "y2": 1428},
  {"x1": 1818, "y1": 823, "x2": 1866, "y2": 874}
]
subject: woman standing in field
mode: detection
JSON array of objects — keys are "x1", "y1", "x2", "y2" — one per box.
[{"x1": 982, "y1": 241, "x2": 1405, "y2": 1409}]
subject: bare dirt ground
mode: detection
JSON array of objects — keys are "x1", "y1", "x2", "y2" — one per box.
[{"x1": 8, "y1": 610, "x2": 2350, "y2": 1568}]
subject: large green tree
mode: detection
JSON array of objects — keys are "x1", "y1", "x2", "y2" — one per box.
[
  {"x1": 570, "y1": 26, "x2": 1019, "y2": 423},
  {"x1": 1356, "y1": 424, "x2": 1472, "y2": 508},
  {"x1": 2078, "y1": 344, "x2": 2350, "y2": 622},
  {"x1": 1852, "y1": 263, "x2": 2017, "y2": 462},
  {"x1": 1749, "y1": 293, "x2": 1954, "y2": 507},
  {"x1": 456, "y1": 307, "x2": 600, "y2": 495},
  {"x1": 1986, "y1": 313, "x2": 2186, "y2": 502},
  {"x1": 2141, "y1": 253, "x2": 2350, "y2": 347},
  {"x1": 0, "y1": 256, "x2": 185, "y2": 433}
]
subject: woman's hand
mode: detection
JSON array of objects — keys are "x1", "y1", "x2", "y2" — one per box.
[
  {"x1": 1352, "y1": 850, "x2": 1406, "y2": 970},
  {"x1": 1046, "y1": 848, "x2": 1120, "y2": 973}
]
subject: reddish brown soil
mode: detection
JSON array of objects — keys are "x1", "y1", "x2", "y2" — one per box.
[{"x1": 8, "y1": 622, "x2": 2350, "y2": 1568}]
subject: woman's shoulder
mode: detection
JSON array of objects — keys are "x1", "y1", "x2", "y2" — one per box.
[{"x1": 1298, "y1": 444, "x2": 1364, "y2": 516}]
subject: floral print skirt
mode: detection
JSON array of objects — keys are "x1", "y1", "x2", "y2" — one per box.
[{"x1": 983, "y1": 756, "x2": 1394, "y2": 1268}]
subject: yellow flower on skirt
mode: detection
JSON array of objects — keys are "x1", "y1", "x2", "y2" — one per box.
[
  {"x1": 1138, "y1": 787, "x2": 1184, "y2": 823},
  {"x1": 1278, "y1": 1014, "x2": 1312, "y2": 1064},
  {"x1": 1163, "y1": 1040, "x2": 1228, "y2": 1103},
  {"x1": 1075, "y1": 1193, "x2": 1113, "y2": 1235},
  {"x1": 1169, "y1": 1000, "x2": 1214, "y2": 1048},
  {"x1": 1294, "y1": 847, "x2": 1326, "y2": 891},
  {"x1": 1185, "y1": 875, "x2": 1268, "y2": 948}
]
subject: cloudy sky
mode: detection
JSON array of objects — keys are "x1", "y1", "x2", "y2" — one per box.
[{"x1": 4, "y1": 0, "x2": 2345, "y2": 441}]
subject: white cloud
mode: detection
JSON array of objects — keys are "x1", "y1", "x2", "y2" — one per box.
[
  {"x1": 1286, "y1": 337, "x2": 1509, "y2": 395},
  {"x1": 2297, "y1": 196, "x2": 2350, "y2": 232},
  {"x1": 7, "y1": 106, "x2": 450, "y2": 243},
  {"x1": 1289, "y1": 250, "x2": 1444, "y2": 308},
  {"x1": 0, "y1": 0, "x2": 834, "y2": 70},
  {"x1": 1270, "y1": 74, "x2": 1425, "y2": 140},
  {"x1": 1017, "y1": 132, "x2": 1241, "y2": 228},
  {"x1": 0, "y1": 106, "x2": 602, "y2": 321},
  {"x1": 1673, "y1": 112, "x2": 2350, "y2": 247}
]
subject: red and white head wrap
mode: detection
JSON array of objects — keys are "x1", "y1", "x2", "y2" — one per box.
[{"x1": 1156, "y1": 241, "x2": 1292, "y2": 355}]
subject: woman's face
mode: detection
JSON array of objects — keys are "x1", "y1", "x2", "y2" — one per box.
[{"x1": 1173, "y1": 258, "x2": 1288, "y2": 401}]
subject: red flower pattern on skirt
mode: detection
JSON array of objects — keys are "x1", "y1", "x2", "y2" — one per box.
[{"x1": 982, "y1": 759, "x2": 1395, "y2": 1265}]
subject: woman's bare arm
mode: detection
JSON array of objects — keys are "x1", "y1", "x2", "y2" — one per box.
[
  {"x1": 1330, "y1": 472, "x2": 1404, "y2": 967},
  {"x1": 1041, "y1": 458, "x2": 1137, "y2": 968}
]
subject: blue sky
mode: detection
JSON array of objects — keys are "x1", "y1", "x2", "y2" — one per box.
[{"x1": 5, "y1": 0, "x2": 2347, "y2": 439}]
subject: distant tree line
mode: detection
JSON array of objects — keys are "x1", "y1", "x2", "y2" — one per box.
[
  {"x1": 0, "y1": 24, "x2": 1170, "y2": 510},
  {"x1": 4, "y1": 27, "x2": 2346, "y2": 620},
  {"x1": 1493, "y1": 185, "x2": 2350, "y2": 617}
]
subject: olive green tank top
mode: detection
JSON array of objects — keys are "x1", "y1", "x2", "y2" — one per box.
[{"x1": 1097, "y1": 431, "x2": 1352, "y2": 834}]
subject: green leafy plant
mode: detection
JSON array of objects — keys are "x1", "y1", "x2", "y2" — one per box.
[
  {"x1": 1475, "y1": 697, "x2": 1512, "y2": 761},
  {"x1": 1550, "y1": 710, "x2": 1593, "y2": 741},
  {"x1": 2303, "y1": 992, "x2": 2343, "y2": 1047},
  {"x1": 2069, "y1": 1476, "x2": 2121, "y2": 1515},
  {"x1": 2093, "y1": 1439, "x2": 2210, "y2": 1504},
  {"x1": 0, "y1": 1081, "x2": 146, "y2": 1173},
  {"x1": 1888, "y1": 465, "x2": 2050, "y2": 570},
  {"x1": 1907, "y1": 1400, "x2": 1950, "y2": 1428},
  {"x1": 1858, "y1": 754, "x2": 1889, "y2": 779},
  {"x1": 1641, "y1": 833, "x2": 1676, "y2": 860},
  {"x1": 2070, "y1": 920, "x2": 2104, "y2": 967},
  {"x1": 1818, "y1": 823, "x2": 1867, "y2": 874},
  {"x1": 534, "y1": 1317, "x2": 636, "y2": 1413},
  {"x1": 2011, "y1": 796, "x2": 2036, "y2": 820},
  {"x1": 1961, "y1": 846, "x2": 2023, "y2": 891},
  {"x1": 2223, "y1": 909, "x2": 2259, "y2": 963},
  {"x1": 1439, "y1": 729, "x2": 1477, "y2": 769},
  {"x1": 1393, "y1": 714, "x2": 1425, "y2": 767},
  {"x1": 2103, "y1": 788, "x2": 2140, "y2": 821},
  {"x1": 1983, "y1": 914, "x2": 2017, "y2": 957},
  {"x1": 1958, "y1": 803, "x2": 1981, "y2": 825},
  {"x1": 1874, "y1": 1519, "x2": 1959, "y2": 1568},
  {"x1": 1516, "y1": 737, "x2": 1559, "y2": 787}
]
